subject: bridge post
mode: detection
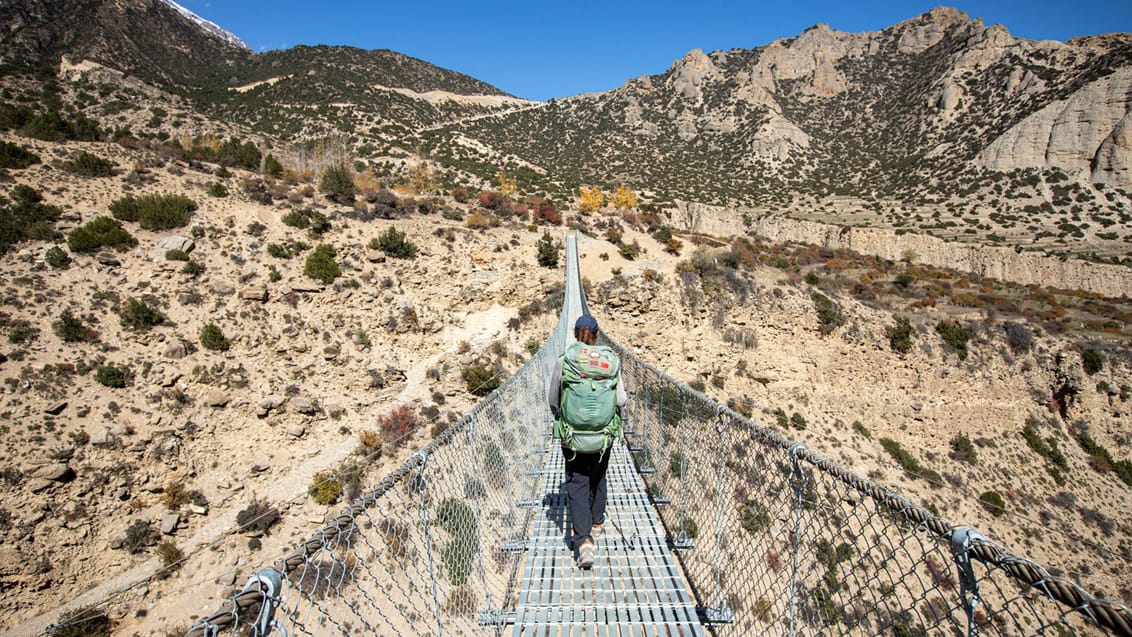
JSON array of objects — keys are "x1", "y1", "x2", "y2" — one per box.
[
  {"x1": 410, "y1": 450, "x2": 444, "y2": 635},
  {"x1": 787, "y1": 443, "x2": 812, "y2": 637}
]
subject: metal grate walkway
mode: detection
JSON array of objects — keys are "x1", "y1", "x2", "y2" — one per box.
[{"x1": 511, "y1": 439, "x2": 705, "y2": 636}]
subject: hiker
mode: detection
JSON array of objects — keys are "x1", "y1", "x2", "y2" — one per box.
[{"x1": 548, "y1": 315, "x2": 628, "y2": 569}]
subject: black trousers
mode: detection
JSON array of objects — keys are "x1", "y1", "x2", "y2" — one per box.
[{"x1": 562, "y1": 446, "x2": 610, "y2": 549}]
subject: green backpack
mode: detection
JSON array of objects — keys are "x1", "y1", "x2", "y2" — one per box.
[{"x1": 557, "y1": 341, "x2": 622, "y2": 456}]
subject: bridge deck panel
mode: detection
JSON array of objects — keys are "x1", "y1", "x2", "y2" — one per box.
[{"x1": 513, "y1": 442, "x2": 704, "y2": 637}]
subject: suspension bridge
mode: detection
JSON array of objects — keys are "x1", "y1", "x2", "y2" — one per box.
[{"x1": 180, "y1": 234, "x2": 1131, "y2": 636}]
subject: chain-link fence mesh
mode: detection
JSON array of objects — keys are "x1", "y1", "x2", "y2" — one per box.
[
  {"x1": 610, "y1": 339, "x2": 1131, "y2": 637},
  {"x1": 185, "y1": 287, "x2": 571, "y2": 637},
  {"x1": 182, "y1": 234, "x2": 1130, "y2": 637}
]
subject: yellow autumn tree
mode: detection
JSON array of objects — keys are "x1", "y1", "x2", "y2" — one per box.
[
  {"x1": 578, "y1": 185, "x2": 604, "y2": 213},
  {"x1": 496, "y1": 170, "x2": 518, "y2": 200},
  {"x1": 407, "y1": 162, "x2": 436, "y2": 194},
  {"x1": 612, "y1": 184, "x2": 638, "y2": 210}
]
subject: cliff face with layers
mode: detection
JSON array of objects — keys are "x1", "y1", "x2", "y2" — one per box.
[{"x1": 686, "y1": 205, "x2": 1132, "y2": 298}]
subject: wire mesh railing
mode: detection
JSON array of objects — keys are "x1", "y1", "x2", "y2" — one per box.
[
  {"x1": 171, "y1": 232, "x2": 1131, "y2": 637},
  {"x1": 609, "y1": 338, "x2": 1132, "y2": 636}
]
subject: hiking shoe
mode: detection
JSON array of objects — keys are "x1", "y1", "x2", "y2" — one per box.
[
  {"x1": 578, "y1": 541, "x2": 595, "y2": 570},
  {"x1": 592, "y1": 523, "x2": 603, "y2": 536}
]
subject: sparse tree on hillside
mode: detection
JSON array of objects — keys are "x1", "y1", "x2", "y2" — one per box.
[
  {"x1": 612, "y1": 184, "x2": 638, "y2": 210},
  {"x1": 536, "y1": 230, "x2": 560, "y2": 267},
  {"x1": 320, "y1": 163, "x2": 356, "y2": 204},
  {"x1": 407, "y1": 162, "x2": 436, "y2": 194},
  {"x1": 496, "y1": 170, "x2": 517, "y2": 200},
  {"x1": 263, "y1": 153, "x2": 284, "y2": 178},
  {"x1": 578, "y1": 185, "x2": 604, "y2": 213}
]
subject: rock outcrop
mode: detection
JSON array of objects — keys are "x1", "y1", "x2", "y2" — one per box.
[
  {"x1": 978, "y1": 67, "x2": 1132, "y2": 184},
  {"x1": 690, "y1": 206, "x2": 1132, "y2": 298}
]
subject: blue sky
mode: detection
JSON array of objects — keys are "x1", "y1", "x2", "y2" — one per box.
[{"x1": 182, "y1": 1, "x2": 1132, "y2": 101}]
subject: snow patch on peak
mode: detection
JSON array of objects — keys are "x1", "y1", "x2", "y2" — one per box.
[{"x1": 159, "y1": 0, "x2": 250, "y2": 51}]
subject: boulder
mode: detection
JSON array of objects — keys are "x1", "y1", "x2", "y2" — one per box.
[
  {"x1": 204, "y1": 389, "x2": 230, "y2": 407},
  {"x1": 156, "y1": 236, "x2": 195, "y2": 256},
  {"x1": 27, "y1": 478, "x2": 54, "y2": 493},
  {"x1": 286, "y1": 423, "x2": 306, "y2": 438},
  {"x1": 44, "y1": 401, "x2": 67, "y2": 415},
  {"x1": 90, "y1": 428, "x2": 111, "y2": 446},
  {"x1": 161, "y1": 513, "x2": 180, "y2": 535},
  {"x1": 257, "y1": 395, "x2": 285, "y2": 418},
  {"x1": 33, "y1": 463, "x2": 75, "y2": 483},
  {"x1": 163, "y1": 339, "x2": 189, "y2": 359},
  {"x1": 241, "y1": 287, "x2": 268, "y2": 302},
  {"x1": 212, "y1": 281, "x2": 236, "y2": 295},
  {"x1": 290, "y1": 396, "x2": 317, "y2": 414}
]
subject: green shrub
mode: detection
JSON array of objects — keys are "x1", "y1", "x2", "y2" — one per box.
[
  {"x1": 281, "y1": 210, "x2": 310, "y2": 229},
  {"x1": 0, "y1": 141, "x2": 39, "y2": 168},
  {"x1": 1081, "y1": 349, "x2": 1104, "y2": 375},
  {"x1": 44, "y1": 245, "x2": 71, "y2": 269},
  {"x1": 739, "y1": 501, "x2": 769, "y2": 535},
  {"x1": 303, "y1": 243, "x2": 340, "y2": 283},
  {"x1": 94, "y1": 364, "x2": 128, "y2": 388},
  {"x1": 880, "y1": 437, "x2": 942, "y2": 486},
  {"x1": 480, "y1": 441, "x2": 507, "y2": 488},
  {"x1": 309, "y1": 470, "x2": 343, "y2": 505},
  {"x1": 978, "y1": 490, "x2": 1006, "y2": 517},
  {"x1": 949, "y1": 434, "x2": 977, "y2": 464},
  {"x1": 123, "y1": 519, "x2": 157, "y2": 554},
  {"x1": 803, "y1": 271, "x2": 820, "y2": 285},
  {"x1": 1022, "y1": 424, "x2": 1067, "y2": 486},
  {"x1": 811, "y1": 291, "x2": 843, "y2": 336},
  {"x1": 1075, "y1": 431, "x2": 1132, "y2": 486},
  {"x1": 52, "y1": 605, "x2": 112, "y2": 637},
  {"x1": 885, "y1": 316, "x2": 914, "y2": 354},
  {"x1": 153, "y1": 541, "x2": 183, "y2": 580},
  {"x1": 7, "y1": 319, "x2": 39, "y2": 344},
  {"x1": 182, "y1": 260, "x2": 205, "y2": 277},
  {"x1": 0, "y1": 185, "x2": 61, "y2": 252},
  {"x1": 266, "y1": 240, "x2": 310, "y2": 259},
  {"x1": 109, "y1": 194, "x2": 196, "y2": 230},
  {"x1": 669, "y1": 450, "x2": 687, "y2": 478},
  {"x1": 264, "y1": 153, "x2": 284, "y2": 178},
  {"x1": 53, "y1": 310, "x2": 94, "y2": 343},
  {"x1": 535, "y1": 230, "x2": 558, "y2": 267},
  {"x1": 790, "y1": 412, "x2": 807, "y2": 430},
  {"x1": 436, "y1": 498, "x2": 478, "y2": 585},
  {"x1": 118, "y1": 297, "x2": 164, "y2": 331},
  {"x1": 66, "y1": 216, "x2": 137, "y2": 253},
  {"x1": 935, "y1": 320, "x2": 970, "y2": 360},
  {"x1": 207, "y1": 182, "x2": 228, "y2": 197},
  {"x1": 236, "y1": 499, "x2": 280, "y2": 534},
  {"x1": 200, "y1": 323, "x2": 231, "y2": 351},
  {"x1": 63, "y1": 151, "x2": 115, "y2": 177},
  {"x1": 852, "y1": 420, "x2": 871, "y2": 439},
  {"x1": 371, "y1": 226, "x2": 418, "y2": 259},
  {"x1": 462, "y1": 364, "x2": 499, "y2": 396},
  {"x1": 20, "y1": 110, "x2": 100, "y2": 142},
  {"x1": 164, "y1": 248, "x2": 189, "y2": 261},
  {"x1": 320, "y1": 163, "x2": 356, "y2": 204}
]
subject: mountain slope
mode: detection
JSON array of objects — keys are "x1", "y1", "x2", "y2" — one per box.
[{"x1": 0, "y1": 0, "x2": 251, "y2": 87}]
